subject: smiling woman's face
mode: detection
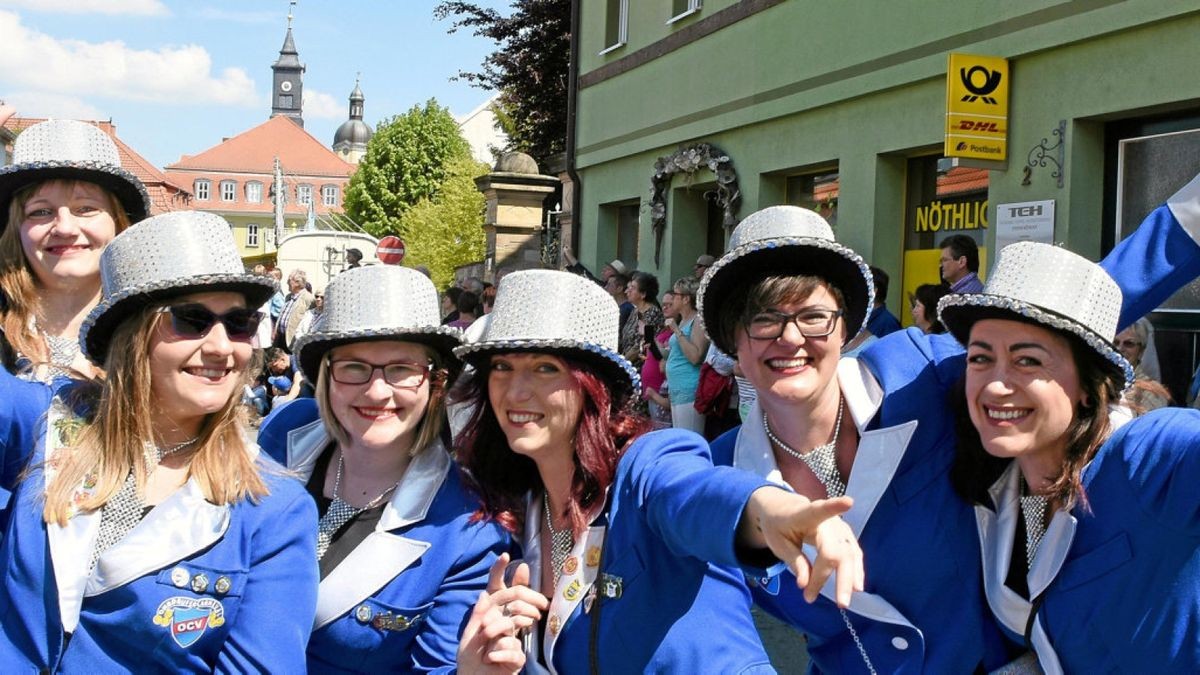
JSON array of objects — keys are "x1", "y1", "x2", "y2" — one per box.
[
  {"x1": 964, "y1": 318, "x2": 1083, "y2": 463},
  {"x1": 19, "y1": 180, "x2": 118, "y2": 290},
  {"x1": 487, "y1": 352, "x2": 582, "y2": 463}
]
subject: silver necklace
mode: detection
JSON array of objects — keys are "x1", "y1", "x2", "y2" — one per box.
[
  {"x1": 543, "y1": 492, "x2": 574, "y2": 587},
  {"x1": 154, "y1": 436, "x2": 200, "y2": 463},
  {"x1": 763, "y1": 397, "x2": 846, "y2": 498},
  {"x1": 764, "y1": 398, "x2": 876, "y2": 675},
  {"x1": 1020, "y1": 482, "x2": 1050, "y2": 568},
  {"x1": 316, "y1": 452, "x2": 401, "y2": 559}
]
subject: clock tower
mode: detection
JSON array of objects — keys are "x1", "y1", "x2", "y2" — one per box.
[{"x1": 271, "y1": 2, "x2": 305, "y2": 127}]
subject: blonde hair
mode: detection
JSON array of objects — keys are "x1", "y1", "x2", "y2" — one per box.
[
  {"x1": 1, "y1": 179, "x2": 132, "y2": 365},
  {"x1": 42, "y1": 303, "x2": 268, "y2": 525},
  {"x1": 314, "y1": 341, "x2": 450, "y2": 457}
]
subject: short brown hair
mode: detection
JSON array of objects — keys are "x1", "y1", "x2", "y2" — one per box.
[{"x1": 713, "y1": 275, "x2": 846, "y2": 352}]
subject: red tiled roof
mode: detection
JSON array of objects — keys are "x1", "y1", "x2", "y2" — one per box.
[
  {"x1": 3, "y1": 117, "x2": 191, "y2": 215},
  {"x1": 937, "y1": 167, "x2": 989, "y2": 197},
  {"x1": 166, "y1": 116, "x2": 354, "y2": 177}
]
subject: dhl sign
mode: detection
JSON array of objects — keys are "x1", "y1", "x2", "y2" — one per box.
[{"x1": 945, "y1": 53, "x2": 1009, "y2": 161}]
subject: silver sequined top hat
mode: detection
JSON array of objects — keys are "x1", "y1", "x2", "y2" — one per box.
[
  {"x1": 293, "y1": 265, "x2": 463, "y2": 383},
  {"x1": 80, "y1": 211, "x2": 277, "y2": 364},
  {"x1": 938, "y1": 241, "x2": 1134, "y2": 390},
  {"x1": 454, "y1": 269, "x2": 641, "y2": 394},
  {"x1": 0, "y1": 119, "x2": 151, "y2": 226},
  {"x1": 697, "y1": 205, "x2": 874, "y2": 355}
]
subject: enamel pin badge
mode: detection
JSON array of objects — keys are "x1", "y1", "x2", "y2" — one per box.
[{"x1": 153, "y1": 597, "x2": 226, "y2": 648}]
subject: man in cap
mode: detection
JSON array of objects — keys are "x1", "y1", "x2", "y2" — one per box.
[
  {"x1": 562, "y1": 248, "x2": 629, "y2": 286},
  {"x1": 345, "y1": 248, "x2": 363, "y2": 269},
  {"x1": 693, "y1": 254, "x2": 716, "y2": 280}
]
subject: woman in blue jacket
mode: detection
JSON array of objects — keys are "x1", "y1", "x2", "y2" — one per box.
[
  {"x1": 695, "y1": 181, "x2": 1200, "y2": 673},
  {"x1": 940, "y1": 232, "x2": 1200, "y2": 666},
  {"x1": 451, "y1": 269, "x2": 863, "y2": 674},
  {"x1": 256, "y1": 264, "x2": 510, "y2": 673},
  {"x1": 0, "y1": 211, "x2": 318, "y2": 672}
]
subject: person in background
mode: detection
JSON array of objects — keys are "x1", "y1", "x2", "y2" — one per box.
[
  {"x1": 268, "y1": 375, "x2": 295, "y2": 410},
  {"x1": 345, "y1": 247, "x2": 363, "y2": 270},
  {"x1": 939, "y1": 234, "x2": 984, "y2": 293},
  {"x1": 295, "y1": 290, "x2": 325, "y2": 342},
  {"x1": 663, "y1": 276, "x2": 709, "y2": 434},
  {"x1": 561, "y1": 247, "x2": 627, "y2": 287},
  {"x1": 619, "y1": 271, "x2": 663, "y2": 369},
  {"x1": 0, "y1": 118, "x2": 149, "y2": 382},
  {"x1": 447, "y1": 291, "x2": 479, "y2": 330},
  {"x1": 441, "y1": 287, "x2": 462, "y2": 325},
  {"x1": 844, "y1": 265, "x2": 902, "y2": 355},
  {"x1": 1114, "y1": 317, "x2": 1171, "y2": 413},
  {"x1": 0, "y1": 211, "x2": 316, "y2": 671},
  {"x1": 258, "y1": 265, "x2": 510, "y2": 672},
  {"x1": 274, "y1": 269, "x2": 314, "y2": 352},
  {"x1": 268, "y1": 268, "x2": 286, "y2": 322},
  {"x1": 452, "y1": 269, "x2": 862, "y2": 674},
  {"x1": 911, "y1": 283, "x2": 950, "y2": 334},
  {"x1": 694, "y1": 253, "x2": 716, "y2": 280},
  {"x1": 642, "y1": 291, "x2": 675, "y2": 429},
  {"x1": 604, "y1": 271, "x2": 633, "y2": 335}
]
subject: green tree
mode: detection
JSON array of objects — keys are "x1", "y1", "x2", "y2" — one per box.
[
  {"x1": 343, "y1": 99, "x2": 472, "y2": 238},
  {"x1": 435, "y1": 0, "x2": 570, "y2": 164},
  {"x1": 401, "y1": 155, "x2": 490, "y2": 289}
]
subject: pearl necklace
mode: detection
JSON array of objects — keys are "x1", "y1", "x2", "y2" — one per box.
[
  {"x1": 543, "y1": 492, "x2": 574, "y2": 587},
  {"x1": 763, "y1": 397, "x2": 846, "y2": 498}
]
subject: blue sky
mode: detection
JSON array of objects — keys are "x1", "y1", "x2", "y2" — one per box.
[{"x1": 0, "y1": 0, "x2": 511, "y2": 167}]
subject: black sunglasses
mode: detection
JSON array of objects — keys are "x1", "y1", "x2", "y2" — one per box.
[{"x1": 158, "y1": 304, "x2": 263, "y2": 341}]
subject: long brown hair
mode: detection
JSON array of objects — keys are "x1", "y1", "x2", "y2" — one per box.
[
  {"x1": 455, "y1": 355, "x2": 649, "y2": 537},
  {"x1": 1, "y1": 179, "x2": 132, "y2": 365},
  {"x1": 42, "y1": 303, "x2": 268, "y2": 525},
  {"x1": 950, "y1": 326, "x2": 1122, "y2": 512}
]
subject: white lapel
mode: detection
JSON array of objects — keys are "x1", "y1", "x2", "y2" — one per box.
[
  {"x1": 734, "y1": 357, "x2": 918, "y2": 629},
  {"x1": 86, "y1": 478, "x2": 231, "y2": 597},
  {"x1": 975, "y1": 464, "x2": 1069, "y2": 675},
  {"x1": 312, "y1": 443, "x2": 451, "y2": 629},
  {"x1": 42, "y1": 400, "x2": 100, "y2": 634},
  {"x1": 286, "y1": 417, "x2": 330, "y2": 478}
]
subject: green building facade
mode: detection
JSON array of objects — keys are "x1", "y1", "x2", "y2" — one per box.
[{"x1": 572, "y1": 0, "x2": 1200, "y2": 399}]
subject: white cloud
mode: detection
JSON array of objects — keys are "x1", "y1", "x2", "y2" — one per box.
[
  {"x1": 3, "y1": 90, "x2": 104, "y2": 120},
  {"x1": 304, "y1": 89, "x2": 344, "y2": 120},
  {"x1": 0, "y1": 10, "x2": 257, "y2": 106},
  {"x1": 0, "y1": 0, "x2": 168, "y2": 16}
]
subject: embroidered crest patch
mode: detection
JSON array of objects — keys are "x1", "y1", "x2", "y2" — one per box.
[{"x1": 153, "y1": 597, "x2": 226, "y2": 647}]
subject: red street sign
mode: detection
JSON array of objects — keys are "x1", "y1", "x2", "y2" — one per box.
[{"x1": 376, "y1": 236, "x2": 406, "y2": 265}]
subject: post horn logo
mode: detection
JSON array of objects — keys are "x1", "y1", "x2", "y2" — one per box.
[{"x1": 959, "y1": 65, "x2": 1002, "y2": 104}]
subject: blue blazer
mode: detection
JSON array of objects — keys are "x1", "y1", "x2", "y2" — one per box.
[
  {"x1": 0, "y1": 370, "x2": 55, "y2": 533},
  {"x1": 713, "y1": 332, "x2": 1011, "y2": 674},
  {"x1": 258, "y1": 399, "x2": 511, "y2": 673},
  {"x1": 977, "y1": 409, "x2": 1200, "y2": 673},
  {"x1": 0, "y1": 408, "x2": 318, "y2": 672},
  {"x1": 530, "y1": 428, "x2": 775, "y2": 675}
]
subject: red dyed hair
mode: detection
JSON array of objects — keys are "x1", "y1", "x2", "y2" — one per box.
[{"x1": 455, "y1": 353, "x2": 649, "y2": 538}]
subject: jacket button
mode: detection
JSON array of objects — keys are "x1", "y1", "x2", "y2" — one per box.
[{"x1": 891, "y1": 636, "x2": 909, "y2": 650}]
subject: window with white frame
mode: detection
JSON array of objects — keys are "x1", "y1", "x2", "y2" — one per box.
[
  {"x1": 194, "y1": 179, "x2": 210, "y2": 201},
  {"x1": 245, "y1": 181, "x2": 263, "y2": 204},
  {"x1": 220, "y1": 180, "x2": 236, "y2": 202},
  {"x1": 602, "y1": 0, "x2": 628, "y2": 53},
  {"x1": 321, "y1": 184, "x2": 339, "y2": 207},
  {"x1": 297, "y1": 184, "x2": 313, "y2": 206},
  {"x1": 246, "y1": 223, "x2": 260, "y2": 248},
  {"x1": 668, "y1": 0, "x2": 701, "y2": 23}
]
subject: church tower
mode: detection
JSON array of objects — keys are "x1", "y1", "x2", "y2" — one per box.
[
  {"x1": 271, "y1": 2, "x2": 305, "y2": 127},
  {"x1": 333, "y1": 77, "x2": 373, "y2": 164}
]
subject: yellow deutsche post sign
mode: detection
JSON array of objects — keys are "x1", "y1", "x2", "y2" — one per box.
[{"x1": 945, "y1": 53, "x2": 1009, "y2": 161}]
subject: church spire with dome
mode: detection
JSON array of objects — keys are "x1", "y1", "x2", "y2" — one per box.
[{"x1": 333, "y1": 76, "x2": 373, "y2": 164}]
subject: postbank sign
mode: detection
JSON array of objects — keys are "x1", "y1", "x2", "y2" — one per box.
[{"x1": 945, "y1": 53, "x2": 1009, "y2": 161}]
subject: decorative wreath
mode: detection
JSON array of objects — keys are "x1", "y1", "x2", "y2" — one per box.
[{"x1": 649, "y1": 143, "x2": 741, "y2": 266}]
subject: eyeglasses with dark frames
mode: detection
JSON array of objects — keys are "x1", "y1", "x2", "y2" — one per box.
[
  {"x1": 327, "y1": 358, "x2": 433, "y2": 389},
  {"x1": 744, "y1": 308, "x2": 843, "y2": 340},
  {"x1": 156, "y1": 304, "x2": 263, "y2": 341}
]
